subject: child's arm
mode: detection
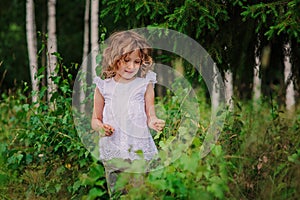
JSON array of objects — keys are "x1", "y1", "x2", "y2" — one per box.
[
  {"x1": 145, "y1": 83, "x2": 165, "y2": 132},
  {"x1": 91, "y1": 88, "x2": 114, "y2": 136}
]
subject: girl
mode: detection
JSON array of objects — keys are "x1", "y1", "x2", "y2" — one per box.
[{"x1": 91, "y1": 30, "x2": 165, "y2": 195}]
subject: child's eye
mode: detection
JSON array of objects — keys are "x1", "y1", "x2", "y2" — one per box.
[
  {"x1": 135, "y1": 60, "x2": 141, "y2": 64},
  {"x1": 124, "y1": 59, "x2": 130, "y2": 62}
]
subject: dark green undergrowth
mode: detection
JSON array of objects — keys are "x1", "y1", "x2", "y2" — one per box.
[{"x1": 0, "y1": 69, "x2": 299, "y2": 199}]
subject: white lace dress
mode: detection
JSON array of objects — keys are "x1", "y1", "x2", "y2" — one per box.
[{"x1": 93, "y1": 71, "x2": 158, "y2": 162}]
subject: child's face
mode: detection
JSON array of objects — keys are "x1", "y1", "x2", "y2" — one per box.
[{"x1": 116, "y1": 50, "x2": 141, "y2": 80}]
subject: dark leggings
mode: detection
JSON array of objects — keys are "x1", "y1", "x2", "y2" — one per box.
[
  {"x1": 103, "y1": 159, "x2": 148, "y2": 198},
  {"x1": 104, "y1": 166, "x2": 123, "y2": 196},
  {"x1": 103, "y1": 160, "x2": 132, "y2": 197}
]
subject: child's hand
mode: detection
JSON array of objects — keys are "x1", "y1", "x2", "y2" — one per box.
[
  {"x1": 99, "y1": 124, "x2": 115, "y2": 136},
  {"x1": 148, "y1": 117, "x2": 165, "y2": 132}
]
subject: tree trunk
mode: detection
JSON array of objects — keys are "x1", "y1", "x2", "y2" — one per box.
[
  {"x1": 253, "y1": 38, "x2": 261, "y2": 107},
  {"x1": 155, "y1": 49, "x2": 164, "y2": 97},
  {"x1": 211, "y1": 63, "x2": 220, "y2": 112},
  {"x1": 26, "y1": 0, "x2": 39, "y2": 103},
  {"x1": 90, "y1": 0, "x2": 99, "y2": 78},
  {"x1": 283, "y1": 41, "x2": 295, "y2": 112},
  {"x1": 47, "y1": 0, "x2": 58, "y2": 104},
  {"x1": 79, "y1": 0, "x2": 90, "y2": 113},
  {"x1": 224, "y1": 69, "x2": 233, "y2": 110},
  {"x1": 83, "y1": 0, "x2": 90, "y2": 63}
]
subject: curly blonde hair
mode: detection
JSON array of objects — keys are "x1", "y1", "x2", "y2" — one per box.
[{"x1": 100, "y1": 30, "x2": 153, "y2": 79}]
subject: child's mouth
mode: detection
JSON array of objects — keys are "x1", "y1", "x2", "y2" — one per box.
[{"x1": 125, "y1": 70, "x2": 135, "y2": 73}]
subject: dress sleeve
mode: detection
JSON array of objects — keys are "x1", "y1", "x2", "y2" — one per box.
[
  {"x1": 145, "y1": 71, "x2": 157, "y2": 88},
  {"x1": 93, "y1": 77, "x2": 104, "y2": 94}
]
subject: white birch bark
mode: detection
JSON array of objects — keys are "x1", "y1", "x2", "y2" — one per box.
[
  {"x1": 224, "y1": 69, "x2": 233, "y2": 110},
  {"x1": 156, "y1": 49, "x2": 164, "y2": 97},
  {"x1": 90, "y1": 0, "x2": 99, "y2": 78},
  {"x1": 283, "y1": 41, "x2": 295, "y2": 112},
  {"x1": 26, "y1": 0, "x2": 39, "y2": 103},
  {"x1": 212, "y1": 63, "x2": 220, "y2": 113},
  {"x1": 79, "y1": 0, "x2": 90, "y2": 113},
  {"x1": 253, "y1": 40, "x2": 262, "y2": 105},
  {"x1": 83, "y1": 0, "x2": 90, "y2": 64},
  {"x1": 47, "y1": 0, "x2": 58, "y2": 103}
]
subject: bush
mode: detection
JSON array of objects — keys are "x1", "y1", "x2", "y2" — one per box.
[{"x1": 0, "y1": 66, "x2": 108, "y2": 199}]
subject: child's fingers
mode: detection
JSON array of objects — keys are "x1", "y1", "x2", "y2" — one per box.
[
  {"x1": 148, "y1": 118, "x2": 165, "y2": 132},
  {"x1": 156, "y1": 125, "x2": 164, "y2": 131},
  {"x1": 154, "y1": 121, "x2": 165, "y2": 132},
  {"x1": 103, "y1": 124, "x2": 114, "y2": 130},
  {"x1": 103, "y1": 124, "x2": 114, "y2": 136},
  {"x1": 154, "y1": 120, "x2": 165, "y2": 127},
  {"x1": 156, "y1": 119, "x2": 165, "y2": 125},
  {"x1": 104, "y1": 130, "x2": 113, "y2": 136},
  {"x1": 152, "y1": 119, "x2": 164, "y2": 124}
]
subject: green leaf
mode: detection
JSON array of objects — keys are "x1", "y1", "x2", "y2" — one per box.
[
  {"x1": 25, "y1": 153, "x2": 33, "y2": 165},
  {"x1": 89, "y1": 163, "x2": 105, "y2": 180},
  {"x1": 288, "y1": 152, "x2": 300, "y2": 164},
  {"x1": 87, "y1": 187, "x2": 105, "y2": 200},
  {"x1": 180, "y1": 153, "x2": 198, "y2": 173},
  {"x1": 150, "y1": 179, "x2": 167, "y2": 190},
  {"x1": 207, "y1": 182, "x2": 225, "y2": 199},
  {"x1": 212, "y1": 145, "x2": 223, "y2": 157},
  {"x1": 72, "y1": 180, "x2": 82, "y2": 193},
  {"x1": 154, "y1": 131, "x2": 162, "y2": 140},
  {"x1": 55, "y1": 183, "x2": 62, "y2": 192}
]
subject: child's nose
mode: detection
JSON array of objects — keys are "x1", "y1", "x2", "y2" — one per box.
[{"x1": 127, "y1": 62, "x2": 134, "y2": 69}]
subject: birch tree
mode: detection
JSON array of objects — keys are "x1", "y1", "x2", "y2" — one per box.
[
  {"x1": 212, "y1": 63, "x2": 220, "y2": 113},
  {"x1": 90, "y1": 0, "x2": 99, "y2": 79},
  {"x1": 83, "y1": 0, "x2": 90, "y2": 64},
  {"x1": 253, "y1": 36, "x2": 261, "y2": 106},
  {"x1": 79, "y1": 0, "x2": 90, "y2": 112},
  {"x1": 283, "y1": 41, "x2": 295, "y2": 112},
  {"x1": 26, "y1": 0, "x2": 39, "y2": 103},
  {"x1": 47, "y1": 0, "x2": 58, "y2": 103},
  {"x1": 224, "y1": 69, "x2": 233, "y2": 110}
]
